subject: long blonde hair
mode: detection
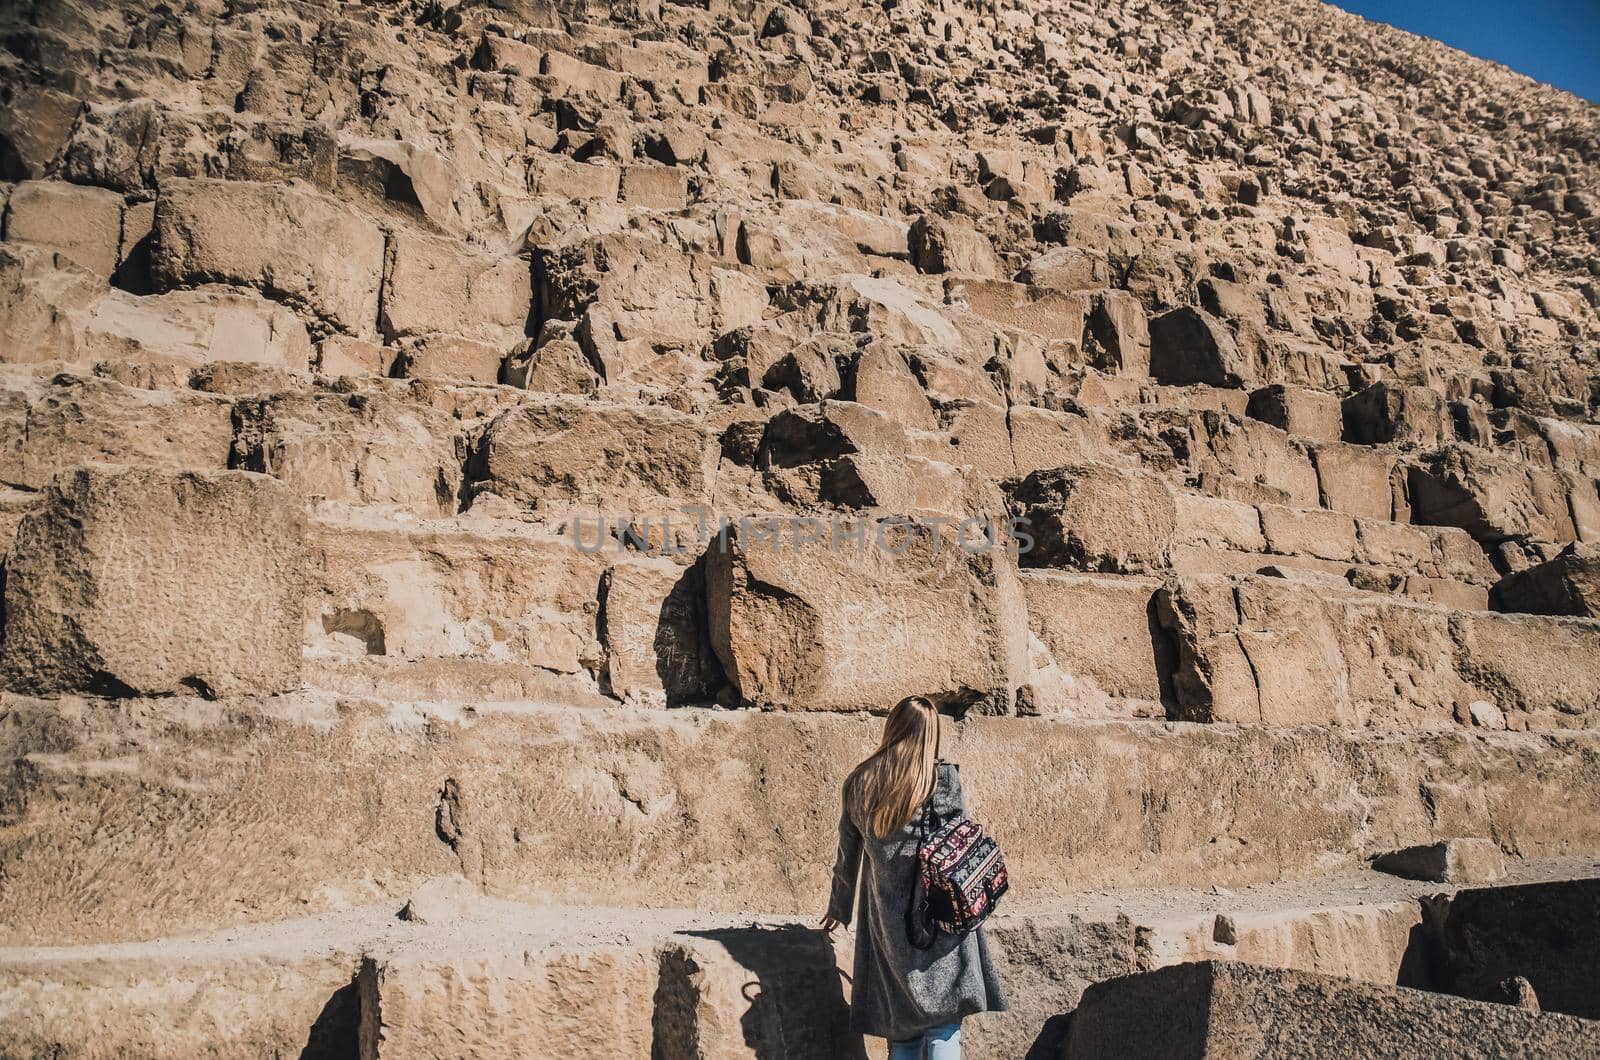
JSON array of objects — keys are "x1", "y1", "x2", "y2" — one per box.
[{"x1": 844, "y1": 695, "x2": 941, "y2": 839}]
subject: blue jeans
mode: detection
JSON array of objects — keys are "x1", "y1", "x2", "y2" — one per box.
[{"x1": 889, "y1": 1022, "x2": 960, "y2": 1060}]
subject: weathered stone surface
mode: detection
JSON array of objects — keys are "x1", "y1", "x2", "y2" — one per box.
[
  {"x1": 1008, "y1": 463, "x2": 1177, "y2": 574},
  {"x1": 1491, "y1": 542, "x2": 1600, "y2": 617},
  {"x1": 1149, "y1": 307, "x2": 1251, "y2": 389},
  {"x1": 233, "y1": 388, "x2": 466, "y2": 516},
  {"x1": 599, "y1": 556, "x2": 721, "y2": 706},
  {"x1": 1155, "y1": 574, "x2": 1600, "y2": 729},
  {"x1": 468, "y1": 399, "x2": 717, "y2": 514},
  {"x1": 307, "y1": 517, "x2": 604, "y2": 680},
  {"x1": 1020, "y1": 570, "x2": 1170, "y2": 709},
  {"x1": 1246, "y1": 385, "x2": 1342, "y2": 443},
  {"x1": 0, "y1": 371, "x2": 233, "y2": 488},
  {"x1": 1065, "y1": 960, "x2": 1600, "y2": 1060},
  {"x1": 380, "y1": 230, "x2": 531, "y2": 348},
  {"x1": 1409, "y1": 445, "x2": 1577, "y2": 546},
  {"x1": 152, "y1": 178, "x2": 385, "y2": 338},
  {"x1": 706, "y1": 520, "x2": 1027, "y2": 712},
  {"x1": 1, "y1": 465, "x2": 305, "y2": 696},
  {"x1": 3, "y1": 180, "x2": 125, "y2": 278},
  {"x1": 0, "y1": 243, "x2": 317, "y2": 369},
  {"x1": 7, "y1": 696, "x2": 1600, "y2": 945}
]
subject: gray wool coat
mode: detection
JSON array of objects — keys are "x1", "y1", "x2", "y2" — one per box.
[{"x1": 827, "y1": 761, "x2": 1008, "y2": 1041}]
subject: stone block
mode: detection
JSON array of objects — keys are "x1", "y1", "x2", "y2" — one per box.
[
  {"x1": 1007, "y1": 463, "x2": 1177, "y2": 574},
  {"x1": 619, "y1": 165, "x2": 688, "y2": 210},
  {"x1": 1259, "y1": 504, "x2": 1357, "y2": 562},
  {"x1": 1371, "y1": 838, "x2": 1506, "y2": 884},
  {"x1": 307, "y1": 520, "x2": 604, "y2": 676},
  {"x1": 1409, "y1": 445, "x2": 1576, "y2": 545},
  {"x1": 1149, "y1": 306, "x2": 1252, "y2": 388},
  {"x1": 600, "y1": 556, "x2": 720, "y2": 706},
  {"x1": 3, "y1": 180, "x2": 124, "y2": 277},
  {"x1": 1435, "y1": 879, "x2": 1600, "y2": 1019},
  {"x1": 1311, "y1": 443, "x2": 1399, "y2": 521},
  {"x1": 1020, "y1": 570, "x2": 1168, "y2": 704},
  {"x1": 908, "y1": 214, "x2": 1002, "y2": 276},
  {"x1": 1490, "y1": 542, "x2": 1600, "y2": 617},
  {"x1": 233, "y1": 389, "x2": 466, "y2": 516},
  {"x1": 152, "y1": 178, "x2": 385, "y2": 338},
  {"x1": 0, "y1": 372, "x2": 233, "y2": 489},
  {"x1": 1176, "y1": 493, "x2": 1266, "y2": 553},
  {"x1": 1342, "y1": 382, "x2": 1451, "y2": 447},
  {"x1": 381, "y1": 230, "x2": 531, "y2": 348},
  {"x1": 705, "y1": 519, "x2": 1027, "y2": 712},
  {"x1": 1, "y1": 464, "x2": 305, "y2": 696},
  {"x1": 1246, "y1": 384, "x2": 1342, "y2": 442},
  {"x1": 468, "y1": 398, "x2": 717, "y2": 515},
  {"x1": 1064, "y1": 960, "x2": 1600, "y2": 1060}
]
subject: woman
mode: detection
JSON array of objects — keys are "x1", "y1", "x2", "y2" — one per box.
[{"x1": 820, "y1": 695, "x2": 1007, "y2": 1059}]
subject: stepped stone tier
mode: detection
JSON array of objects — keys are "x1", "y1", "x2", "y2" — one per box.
[{"x1": 0, "y1": 0, "x2": 1598, "y2": 1052}]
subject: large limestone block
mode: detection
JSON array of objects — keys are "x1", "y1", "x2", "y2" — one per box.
[
  {"x1": 1246, "y1": 384, "x2": 1342, "y2": 443},
  {"x1": 1448, "y1": 609, "x2": 1600, "y2": 727},
  {"x1": 359, "y1": 946, "x2": 659, "y2": 1059},
  {"x1": 1371, "y1": 838, "x2": 1505, "y2": 884},
  {"x1": 599, "y1": 557, "x2": 721, "y2": 706},
  {"x1": 756, "y1": 400, "x2": 971, "y2": 514},
  {"x1": 907, "y1": 213, "x2": 1002, "y2": 276},
  {"x1": 0, "y1": 372, "x2": 233, "y2": 489},
  {"x1": 0, "y1": 243, "x2": 315, "y2": 369},
  {"x1": 152, "y1": 178, "x2": 385, "y2": 337},
  {"x1": 1188, "y1": 414, "x2": 1321, "y2": 508},
  {"x1": 380, "y1": 230, "x2": 531, "y2": 348},
  {"x1": 1065, "y1": 960, "x2": 1600, "y2": 1060},
  {"x1": 1408, "y1": 445, "x2": 1576, "y2": 545},
  {"x1": 1148, "y1": 306, "x2": 1252, "y2": 389},
  {"x1": 1490, "y1": 542, "x2": 1600, "y2": 617},
  {"x1": 1, "y1": 465, "x2": 305, "y2": 696},
  {"x1": 1310, "y1": 443, "x2": 1400, "y2": 521},
  {"x1": 1007, "y1": 463, "x2": 1176, "y2": 574},
  {"x1": 3, "y1": 180, "x2": 125, "y2": 277},
  {"x1": 307, "y1": 520, "x2": 604, "y2": 678},
  {"x1": 538, "y1": 234, "x2": 765, "y2": 346},
  {"x1": 947, "y1": 278, "x2": 1090, "y2": 342},
  {"x1": 1342, "y1": 382, "x2": 1451, "y2": 446},
  {"x1": 469, "y1": 399, "x2": 717, "y2": 514},
  {"x1": 233, "y1": 389, "x2": 466, "y2": 516},
  {"x1": 1019, "y1": 570, "x2": 1169, "y2": 706},
  {"x1": 0, "y1": 939, "x2": 362, "y2": 1059},
  {"x1": 705, "y1": 520, "x2": 1027, "y2": 712},
  {"x1": 1157, "y1": 574, "x2": 1600, "y2": 729},
  {"x1": 1156, "y1": 574, "x2": 1353, "y2": 727},
  {"x1": 1083, "y1": 289, "x2": 1150, "y2": 377}
]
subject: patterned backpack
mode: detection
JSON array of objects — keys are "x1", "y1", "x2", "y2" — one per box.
[{"x1": 906, "y1": 790, "x2": 1009, "y2": 949}]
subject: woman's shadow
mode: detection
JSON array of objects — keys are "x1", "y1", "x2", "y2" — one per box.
[{"x1": 656, "y1": 923, "x2": 870, "y2": 1060}]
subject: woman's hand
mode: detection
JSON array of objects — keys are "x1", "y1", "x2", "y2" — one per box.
[{"x1": 819, "y1": 914, "x2": 842, "y2": 934}]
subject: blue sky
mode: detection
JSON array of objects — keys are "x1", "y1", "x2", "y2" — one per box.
[{"x1": 1327, "y1": 1, "x2": 1600, "y2": 104}]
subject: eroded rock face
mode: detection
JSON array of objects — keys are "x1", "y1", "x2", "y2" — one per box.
[
  {"x1": 1007, "y1": 463, "x2": 1177, "y2": 574},
  {"x1": 151, "y1": 179, "x2": 386, "y2": 338},
  {"x1": 1, "y1": 464, "x2": 306, "y2": 696},
  {"x1": 706, "y1": 520, "x2": 1027, "y2": 712},
  {"x1": 1491, "y1": 543, "x2": 1600, "y2": 617}
]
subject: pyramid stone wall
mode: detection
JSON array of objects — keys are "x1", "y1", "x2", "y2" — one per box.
[{"x1": 1, "y1": 0, "x2": 1599, "y2": 1053}]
